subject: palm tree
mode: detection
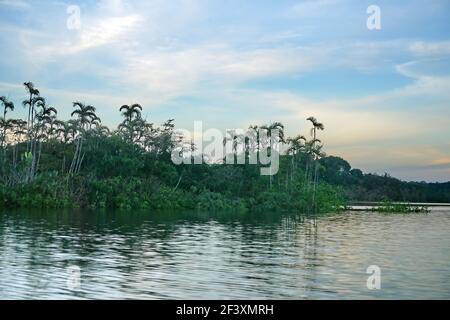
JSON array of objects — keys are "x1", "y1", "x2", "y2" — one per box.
[
  {"x1": 0, "y1": 96, "x2": 14, "y2": 148},
  {"x1": 306, "y1": 116, "x2": 325, "y2": 210},
  {"x1": 71, "y1": 102, "x2": 97, "y2": 130},
  {"x1": 35, "y1": 103, "x2": 57, "y2": 140},
  {"x1": 11, "y1": 119, "x2": 27, "y2": 166},
  {"x1": 94, "y1": 125, "x2": 110, "y2": 137},
  {"x1": 21, "y1": 84, "x2": 44, "y2": 182},
  {"x1": 286, "y1": 134, "x2": 306, "y2": 185},
  {"x1": 1, "y1": 96, "x2": 14, "y2": 120},
  {"x1": 119, "y1": 104, "x2": 143, "y2": 142},
  {"x1": 68, "y1": 120, "x2": 80, "y2": 142},
  {"x1": 307, "y1": 116, "x2": 324, "y2": 143},
  {"x1": 21, "y1": 94, "x2": 45, "y2": 182},
  {"x1": 11, "y1": 119, "x2": 27, "y2": 143},
  {"x1": 54, "y1": 120, "x2": 70, "y2": 144},
  {"x1": 120, "y1": 104, "x2": 142, "y2": 122},
  {"x1": 54, "y1": 120, "x2": 76, "y2": 173},
  {"x1": 260, "y1": 122, "x2": 285, "y2": 188},
  {"x1": 0, "y1": 118, "x2": 14, "y2": 149},
  {"x1": 69, "y1": 102, "x2": 98, "y2": 175},
  {"x1": 22, "y1": 82, "x2": 40, "y2": 131},
  {"x1": 243, "y1": 125, "x2": 260, "y2": 165},
  {"x1": 222, "y1": 129, "x2": 241, "y2": 164},
  {"x1": 143, "y1": 122, "x2": 157, "y2": 152},
  {"x1": 28, "y1": 102, "x2": 58, "y2": 175},
  {"x1": 287, "y1": 135, "x2": 306, "y2": 157}
]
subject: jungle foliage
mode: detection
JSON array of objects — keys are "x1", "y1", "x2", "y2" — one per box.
[{"x1": 0, "y1": 82, "x2": 448, "y2": 212}]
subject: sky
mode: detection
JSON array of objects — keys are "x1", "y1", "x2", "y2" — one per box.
[{"x1": 0, "y1": 0, "x2": 449, "y2": 182}]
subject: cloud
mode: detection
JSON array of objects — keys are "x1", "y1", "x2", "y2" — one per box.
[
  {"x1": 409, "y1": 41, "x2": 450, "y2": 57},
  {"x1": 35, "y1": 14, "x2": 142, "y2": 57},
  {"x1": 0, "y1": 0, "x2": 30, "y2": 10},
  {"x1": 291, "y1": 0, "x2": 339, "y2": 17},
  {"x1": 113, "y1": 44, "x2": 324, "y2": 101},
  {"x1": 1, "y1": 1, "x2": 450, "y2": 181}
]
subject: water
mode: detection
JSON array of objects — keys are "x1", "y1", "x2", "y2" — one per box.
[{"x1": 0, "y1": 208, "x2": 449, "y2": 299}]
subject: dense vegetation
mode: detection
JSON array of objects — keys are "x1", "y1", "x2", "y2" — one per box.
[
  {"x1": 0, "y1": 82, "x2": 448, "y2": 213},
  {"x1": 0, "y1": 82, "x2": 344, "y2": 213},
  {"x1": 319, "y1": 156, "x2": 450, "y2": 203}
]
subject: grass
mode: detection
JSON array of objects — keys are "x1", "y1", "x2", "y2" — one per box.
[{"x1": 371, "y1": 201, "x2": 430, "y2": 213}]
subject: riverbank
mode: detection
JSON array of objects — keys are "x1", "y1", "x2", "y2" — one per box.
[{"x1": 0, "y1": 175, "x2": 345, "y2": 213}]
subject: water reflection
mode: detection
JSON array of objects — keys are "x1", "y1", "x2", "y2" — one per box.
[{"x1": 0, "y1": 209, "x2": 449, "y2": 299}]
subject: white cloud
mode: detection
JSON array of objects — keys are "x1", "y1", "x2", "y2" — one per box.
[
  {"x1": 291, "y1": 0, "x2": 339, "y2": 16},
  {"x1": 409, "y1": 41, "x2": 450, "y2": 57},
  {"x1": 35, "y1": 14, "x2": 142, "y2": 57},
  {"x1": 0, "y1": 0, "x2": 30, "y2": 10},
  {"x1": 109, "y1": 44, "x2": 325, "y2": 102}
]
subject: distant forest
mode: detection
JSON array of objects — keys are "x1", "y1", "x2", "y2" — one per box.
[{"x1": 319, "y1": 156, "x2": 450, "y2": 203}]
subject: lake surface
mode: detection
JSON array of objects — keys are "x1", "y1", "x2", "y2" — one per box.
[{"x1": 0, "y1": 208, "x2": 449, "y2": 299}]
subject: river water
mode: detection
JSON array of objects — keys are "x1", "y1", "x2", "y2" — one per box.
[{"x1": 0, "y1": 208, "x2": 449, "y2": 299}]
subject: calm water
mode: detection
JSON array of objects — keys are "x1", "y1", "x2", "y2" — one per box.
[{"x1": 0, "y1": 208, "x2": 449, "y2": 299}]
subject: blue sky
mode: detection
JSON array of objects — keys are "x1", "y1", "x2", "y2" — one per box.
[{"x1": 0, "y1": 0, "x2": 449, "y2": 182}]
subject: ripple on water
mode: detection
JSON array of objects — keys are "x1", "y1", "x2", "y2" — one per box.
[{"x1": 0, "y1": 209, "x2": 449, "y2": 299}]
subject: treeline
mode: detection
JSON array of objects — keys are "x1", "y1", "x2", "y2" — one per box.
[
  {"x1": 1, "y1": 82, "x2": 447, "y2": 211},
  {"x1": 319, "y1": 156, "x2": 450, "y2": 203},
  {"x1": 0, "y1": 82, "x2": 343, "y2": 212}
]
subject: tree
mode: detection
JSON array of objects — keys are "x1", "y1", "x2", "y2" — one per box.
[
  {"x1": 305, "y1": 116, "x2": 326, "y2": 210},
  {"x1": 71, "y1": 102, "x2": 98, "y2": 130},
  {"x1": 306, "y1": 116, "x2": 324, "y2": 142},
  {"x1": 0, "y1": 96, "x2": 15, "y2": 148},
  {"x1": 35, "y1": 103, "x2": 57, "y2": 140},
  {"x1": 120, "y1": 104, "x2": 142, "y2": 122},
  {"x1": 70, "y1": 102, "x2": 98, "y2": 175},
  {"x1": 286, "y1": 134, "x2": 306, "y2": 186},
  {"x1": 22, "y1": 82, "x2": 39, "y2": 126},
  {"x1": 119, "y1": 104, "x2": 143, "y2": 142},
  {"x1": 260, "y1": 121, "x2": 285, "y2": 188},
  {"x1": 21, "y1": 84, "x2": 44, "y2": 182}
]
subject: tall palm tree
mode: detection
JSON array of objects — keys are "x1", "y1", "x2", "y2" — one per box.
[
  {"x1": 22, "y1": 95, "x2": 45, "y2": 168},
  {"x1": 286, "y1": 134, "x2": 306, "y2": 185},
  {"x1": 69, "y1": 102, "x2": 98, "y2": 175},
  {"x1": 287, "y1": 134, "x2": 306, "y2": 157},
  {"x1": 0, "y1": 96, "x2": 14, "y2": 148},
  {"x1": 1, "y1": 96, "x2": 14, "y2": 120},
  {"x1": 94, "y1": 125, "x2": 110, "y2": 137},
  {"x1": 222, "y1": 129, "x2": 243, "y2": 164},
  {"x1": 306, "y1": 116, "x2": 325, "y2": 210},
  {"x1": 35, "y1": 103, "x2": 57, "y2": 140},
  {"x1": 244, "y1": 125, "x2": 260, "y2": 165},
  {"x1": 67, "y1": 120, "x2": 79, "y2": 141},
  {"x1": 120, "y1": 104, "x2": 142, "y2": 122},
  {"x1": 261, "y1": 122, "x2": 285, "y2": 144},
  {"x1": 0, "y1": 118, "x2": 14, "y2": 149},
  {"x1": 119, "y1": 104, "x2": 143, "y2": 142},
  {"x1": 29, "y1": 102, "x2": 58, "y2": 175},
  {"x1": 260, "y1": 122, "x2": 285, "y2": 188},
  {"x1": 11, "y1": 119, "x2": 27, "y2": 143},
  {"x1": 21, "y1": 85, "x2": 43, "y2": 182},
  {"x1": 22, "y1": 82, "x2": 40, "y2": 131},
  {"x1": 307, "y1": 116, "x2": 324, "y2": 143},
  {"x1": 71, "y1": 102, "x2": 97, "y2": 130},
  {"x1": 11, "y1": 119, "x2": 27, "y2": 166}
]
